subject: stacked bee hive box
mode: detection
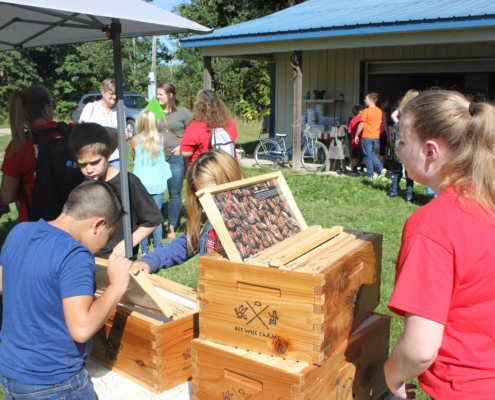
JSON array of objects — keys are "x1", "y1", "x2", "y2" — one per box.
[
  {"x1": 91, "y1": 258, "x2": 199, "y2": 393},
  {"x1": 192, "y1": 171, "x2": 391, "y2": 399}
]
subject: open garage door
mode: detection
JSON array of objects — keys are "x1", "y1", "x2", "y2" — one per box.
[{"x1": 365, "y1": 58, "x2": 495, "y2": 107}]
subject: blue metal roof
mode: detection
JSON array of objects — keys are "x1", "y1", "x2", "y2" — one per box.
[{"x1": 180, "y1": 0, "x2": 495, "y2": 48}]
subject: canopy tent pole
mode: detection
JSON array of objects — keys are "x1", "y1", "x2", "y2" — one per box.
[{"x1": 111, "y1": 18, "x2": 133, "y2": 258}]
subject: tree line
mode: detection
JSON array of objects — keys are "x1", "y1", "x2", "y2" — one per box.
[{"x1": 0, "y1": 0, "x2": 306, "y2": 123}]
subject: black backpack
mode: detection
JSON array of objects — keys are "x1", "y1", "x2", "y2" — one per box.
[{"x1": 29, "y1": 122, "x2": 84, "y2": 221}]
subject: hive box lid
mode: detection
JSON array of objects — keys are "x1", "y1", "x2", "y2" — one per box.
[
  {"x1": 195, "y1": 171, "x2": 308, "y2": 263},
  {"x1": 95, "y1": 257, "x2": 198, "y2": 319}
]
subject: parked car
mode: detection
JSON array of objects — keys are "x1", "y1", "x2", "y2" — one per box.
[{"x1": 71, "y1": 91, "x2": 148, "y2": 137}]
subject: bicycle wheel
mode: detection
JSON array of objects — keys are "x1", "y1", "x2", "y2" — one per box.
[
  {"x1": 254, "y1": 141, "x2": 281, "y2": 168},
  {"x1": 301, "y1": 141, "x2": 328, "y2": 172}
]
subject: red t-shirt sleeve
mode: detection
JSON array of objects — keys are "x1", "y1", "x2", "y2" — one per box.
[
  {"x1": 180, "y1": 123, "x2": 202, "y2": 153},
  {"x1": 388, "y1": 232, "x2": 454, "y2": 325},
  {"x1": 1, "y1": 141, "x2": 36, "y2": 180}
]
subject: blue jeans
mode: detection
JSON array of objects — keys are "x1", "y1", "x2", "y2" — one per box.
[
  {"x1": 0, "y1": 369, "x2": 96, "y2": 400},
  {"x1": 389, "y1": 162, "x2": 414, "y2": 200},
  {"x1": 141, "y1": 193, "x2": 164, "y2": 254},
  {"x1": 167, "y1": 155, "x2": 187, "y2": 228},
  {"x1": 361, "y1": 138, "x2": 383, "y2": 179}
]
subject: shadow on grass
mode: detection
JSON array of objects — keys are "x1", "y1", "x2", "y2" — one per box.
[{"x1": 237, "y1": 140, "x2": 258, "y2": 155}]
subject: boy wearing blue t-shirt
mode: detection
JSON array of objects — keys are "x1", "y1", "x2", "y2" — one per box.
[{"x1": 0, "y1": 180, "x2": 132, "y2": 399}]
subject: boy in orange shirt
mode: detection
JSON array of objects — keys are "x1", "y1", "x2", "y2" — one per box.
[{"x1": 355, "y1": 93, "x2": 386, "y2": 179}]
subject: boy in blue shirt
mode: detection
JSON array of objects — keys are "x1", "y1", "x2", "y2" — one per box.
[{"x1": 0, "y1": 180, "x2": 132, "y2": 399}]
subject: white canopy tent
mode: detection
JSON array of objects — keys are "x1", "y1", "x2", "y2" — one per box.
[{"x1": 0, "y1": 0, "x2": 211, "y2": 257}]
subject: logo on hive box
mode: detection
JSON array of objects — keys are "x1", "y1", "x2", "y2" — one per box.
[
  {"x1": 234, "y1": 301, "x2": 278, "y2": 329},
  {"x1": 222, "y1": 388, "x2": 252, "y2": 400},
  {"x1": 182, "y1": 347, "x2": 192, "y2": 361},
  {"x1": 97, "y1": 332, "x2": 123, "y2": 361}
]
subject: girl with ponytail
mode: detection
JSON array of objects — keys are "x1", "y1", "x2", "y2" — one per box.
[
  {"x1": 0, "y1": 85, "x2": 54, "y2": 222},
  {"x1": 385, "y1": 90, "x2": 495, "y2": 399}
]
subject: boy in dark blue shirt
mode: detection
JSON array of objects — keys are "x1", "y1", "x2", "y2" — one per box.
[{"x1": 0, "y1": 180, "x2": 132, "y2": 399}]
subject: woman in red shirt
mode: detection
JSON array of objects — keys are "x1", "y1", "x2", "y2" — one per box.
[{"x1": 180, "y1": 89, "x2": 237, "y2": 165}]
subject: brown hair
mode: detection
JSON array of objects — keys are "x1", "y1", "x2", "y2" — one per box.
[
  {"x1": 189, "y1": 89, "x2": 231, "y2": 131},
  {"x1": 185, "y1": 149, "x2": 245, "y2": 253},
  {"x1": 402, "y1": 90, "x2": 495, "y2": 212},
  {"x1": 157, "y1": 82, "x2": 180, "y2": 112},
  {"x1": 8, "y1": 85, "x2": 51, "y2": 157},
  {"x1": 367, "y1": 92, "x2": 379, "y2": 103},
  {"x1": 68, "y1": 123, "x2": 112, "y2": 160}
]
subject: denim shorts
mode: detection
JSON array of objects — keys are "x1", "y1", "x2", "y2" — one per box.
[{"x1": 0, "y1": 368, "x2": 97, "y2": 400}]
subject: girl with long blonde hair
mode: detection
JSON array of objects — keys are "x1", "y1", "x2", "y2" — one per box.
[
  {"x1": 131, "y1": 109, "x2": 172, "y2": 255},
  {"x1": 135, "y1": 150, "x2": 245, "y2": 273},
  {"x1": 385, "y1": 90, "x2": 495, "y2": 399}
]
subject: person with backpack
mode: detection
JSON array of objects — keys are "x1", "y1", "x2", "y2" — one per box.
[
  {"x1": 180, "y1": 89, "x2": 237, "y2": 165},
  {"x1": 0, "y1": 85, "x2": 83, "y2": 223}
]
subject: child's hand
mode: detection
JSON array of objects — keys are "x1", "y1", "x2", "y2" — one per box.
[
  {"x1": 172, "y1": 146, "x2": 181, "y2": 156},
  {"x1": 134, "y1": 261, "x2": 151, "y2": 274},
  {"x1": 107, "y1": 254, "x2": 132, "y2": 289}
]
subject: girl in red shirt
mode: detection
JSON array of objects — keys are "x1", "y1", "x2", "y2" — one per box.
[
  {"x1": 0, "y1": 85, "x2": 53, "y2": 223},
  {"x1": 385, "y1": 91, "x2": 495, "y2": 399}
]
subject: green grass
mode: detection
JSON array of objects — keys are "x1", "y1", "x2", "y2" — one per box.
[{"x1": 0, "y1": 121, "x2": 431, "y2": 399}]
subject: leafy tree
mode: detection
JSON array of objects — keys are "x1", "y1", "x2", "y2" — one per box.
[{"x1": 170, "y1": 0, "x2": 307, "y2": 121}]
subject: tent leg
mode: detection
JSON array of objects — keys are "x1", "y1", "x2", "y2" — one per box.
[{"x1": 112, "y1": 18, "x2": 134, "y2": 258}]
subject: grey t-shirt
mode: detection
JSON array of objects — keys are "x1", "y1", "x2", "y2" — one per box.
[{"x1": 158, "y1": 105, "x2": 192, "y2": 158}]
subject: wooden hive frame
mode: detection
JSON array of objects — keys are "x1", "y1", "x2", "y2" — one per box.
[{"x1": 196, "y1": 171, "x2": 308, "y2": 263}]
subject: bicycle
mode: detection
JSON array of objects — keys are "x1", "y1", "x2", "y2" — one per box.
[{"x1": 254, "y1": 128, "x2": 329, "y2": 172}]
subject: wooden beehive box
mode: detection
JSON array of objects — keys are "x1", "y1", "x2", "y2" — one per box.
[
  {"x1": 195, "y1": 172, "x2": 381, "y2": 365},
  {"x1": 91, "y1": 258, "x2": 199, "y2": 393},
  {"x1": 192, "y1": 313, "x2": 391, "y2": 400}
]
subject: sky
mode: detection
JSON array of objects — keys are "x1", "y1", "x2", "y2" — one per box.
[{"x1": 150, "y1": 0, "x2": 189, "y2": 54}]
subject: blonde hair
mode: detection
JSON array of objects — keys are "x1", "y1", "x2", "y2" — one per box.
[
  {"x1": 100, "y1": 78, "x2": 115, "y2": 93},
  {"x1": 185, "y1": 150, "x2": 245, "y2": 253},
  {"x1": 190, "y1": 89, "x2": 231, "y2": 131},
  {"x1": 402, "y1": 90, "x2": 495, "y2": 213},
  {"x1": 135, "y1": 109, "x2": 162, "y2": 164},
  {"x1": 157, "y1": 82, "x2": 179, "y2": 112},
  {"x1": 397, "y1": 89, "x2": 420, "y2": 116},
  {"x1": 8, "y1": 85, "x2": 51, "y2": 157}
]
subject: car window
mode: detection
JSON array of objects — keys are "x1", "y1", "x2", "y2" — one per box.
[
  {"x1": 82, "y1": 96, "x2": 95, "y2": 104},
  {"x1": 124, "y1": 95, "x2": 147, "y2": 108}
]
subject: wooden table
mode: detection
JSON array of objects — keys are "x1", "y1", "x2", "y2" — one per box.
[{"x1": 87, "y1": 360, "x2": 192, "y2": 400}]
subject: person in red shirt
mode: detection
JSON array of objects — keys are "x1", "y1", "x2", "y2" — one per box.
[
  {"x1": 348, "y1": 104, "x2": 363, "y2": 174},
  {"x1": 0, "y1": 85, "x2": 54, "y2": 223},
  {"x1": 385, "y1": 90, "x2": 495, "y2": 400},
  {"x1": 180, "y1": 89, "x2": 237, "y2": 165}
]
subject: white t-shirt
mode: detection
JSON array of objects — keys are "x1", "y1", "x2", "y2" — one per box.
[{"x1": 79, "y1": 101, "x2": 119, "y2": 162}]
